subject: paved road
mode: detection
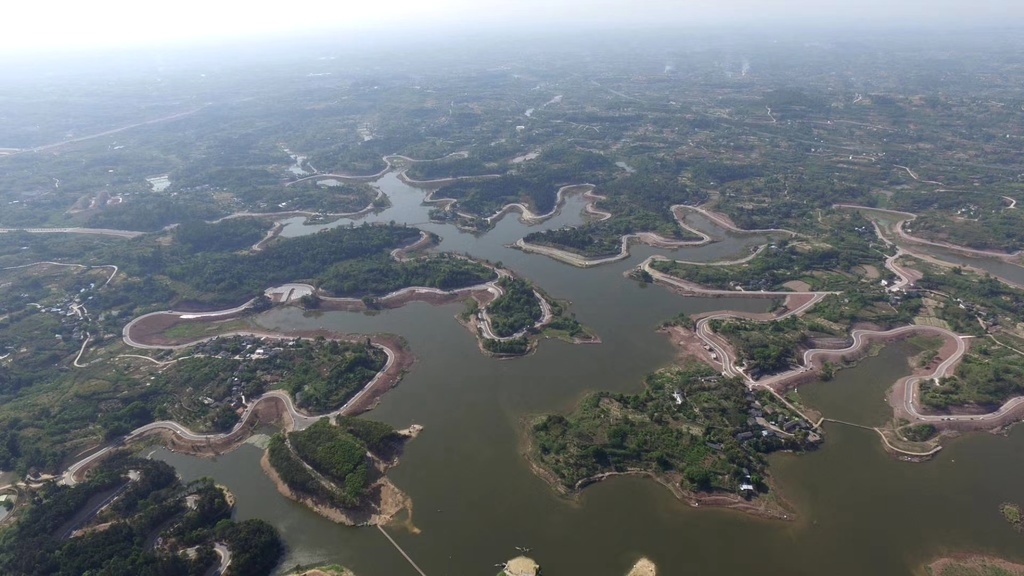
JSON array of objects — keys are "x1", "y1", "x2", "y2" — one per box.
[
  {"x1": 122, "y1": 342, "x2": 396, "y2": 443},
  {"x1": 61, "y1": 480, "x2": 132, "y2": 539},
  {"x1": 1, "y1": 261, "x2": 119, "y2": 286},
  {"x1": 6, "y1": 108, "x2": 204, "y2": 154},
  {"x1": 642, "y1": 256, "x2": 838, "y2": 298},
  {"x1": 121, "y1": 300, "x2": 257, "y2": 349},
  {"x1": 63, "y1": 446, "x2": 116, "y2": 486},
  {"x1": 834, "y1": 204, "x2": 1021, "y2": 260},
  {"x1": 694, "y1": 300, "x2": 1023, "y2": 426},
  {"x1": 477, "y1": 184, "x2": 598, "y2": 226},
  {"x1": 0, "y1": 227, "x2": 143, "y2": 238},
  {"x1": 212, "y1": 543, "x2": 231, "y2": 575},
  {"x1": 55, "y1": 322, "x2": 402, "y2": 485},
  {"x1": 478, "y1": 289, "x2": 553, "y2": 341},
  {"x1": 681, "y1": 205, "x2": 798, "y2": 237},
  {"x1": 647, "y1": 241, "x2": 1024, "y2": 427}
]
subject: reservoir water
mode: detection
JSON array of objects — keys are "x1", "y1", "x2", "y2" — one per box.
[{"x1": 158, "y1": 174, "x2": 1024, "y2": 575}]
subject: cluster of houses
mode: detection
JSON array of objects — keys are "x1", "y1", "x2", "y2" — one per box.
[
  {"x1": 192, "y1": 335, "x2": 288, "y2": 361},
  {"x1": 734, "y1": 393, "x2": 820, "y2": 445},
  {"x1": 21, "y1": 282, "x2": 99, "y2": 344},
  {"x1": 189, "y1": 336, "x2": 292, "y2": 413}
]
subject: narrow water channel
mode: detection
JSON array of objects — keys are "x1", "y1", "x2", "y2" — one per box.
[{"x1": 156, "y1": 175, "x2": 1024, "y2": 575}]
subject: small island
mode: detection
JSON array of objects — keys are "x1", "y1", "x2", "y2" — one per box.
[
  {"x1": 499, "y1": 555, "x2": 541, "y2": 576},
  {"x1": 527, "y1": 361, "x2": 818, "y2": 517},
  {"x1": 264, "y1": 416, "x2": 418, "y2": 526},
  {"x1": 459, "y1": 274, "x2": 597, "y2": 357}
]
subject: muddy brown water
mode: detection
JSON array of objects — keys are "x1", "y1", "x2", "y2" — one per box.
[{"x1": 155, "y1": 174, "x2": 1024, "y2": 575}]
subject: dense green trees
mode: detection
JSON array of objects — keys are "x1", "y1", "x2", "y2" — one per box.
[
  {"x1": 487, "y1": 278, "x2": 542, "y2": 337},
  {"x1": 217, "y1": 519, "x2": 283, "y2": 576},
  {"x1": 170, "y1": 479, "x2": 233, "y2": 545},
  {"x1": 336, "y1": 416, "x2": 404, "y2": 458},
  {"x1": 286, "y1": 341, "x2": 387, "y2": 413},
  {"x1": 524, "y1": 225, "x2": 624, "y2": 257},
  {"x1": 1, "y1": 222, "x2": 495, "y2": 311},
  {"x1": 318, "y1": 254, "x2": 495, "y2": 297},
  {"x1": 436, "y1": 175, "x2": 559, "y2": 216},
  {"x1": 268, "y1": 417, "x2": 404, "y2": 509},
  {"x1": 483, "y1": 337, "x2": 529, "y2": 355},
  {"x1": 0, "y1": 455, "x2": 281, "y2": 576},
  {"x1": 711, "y1": 317, "x2": 808, "y2": 377},
  {"x1": 152, "y1": 223, "x2": 422, "y2": 305},
  {"x1": 289, "y1": 419, "x2": 370, "y2": 506},
  {"x1": 404, "y1": 154, "x2": 498, "y2": 181},
  {"x1": 268, "y1": 433, "x2": 334, "y2": 502},
  {"x1": 173, "y1": 218, "x2": 270, "y2": 253}
]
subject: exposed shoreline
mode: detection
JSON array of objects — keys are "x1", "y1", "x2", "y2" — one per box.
[
  {"x1": 426, "y1": 183, "x2": 597, "y2": 227},
  {"x1": 639, "y1": 221, "x2": 1024, "y2": 449},
  {"x1": 512, "y1": 204, "x2": 716, "y2": 268},
  {"x1": 924, "y1": 555, "x2": 1024, "y2": 576}
]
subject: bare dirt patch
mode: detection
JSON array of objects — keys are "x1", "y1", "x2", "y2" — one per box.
[
  {"x1": 783, "y1": 280, "x2": 812, "y2": 292},
  {"x1": 627, "y1": 558, "x2": 657, "y2": 576},
  {"x1": 659, "y1": 325, "x2": 722, "y2": 369},
  {"x1": 288, "y1": 570, "x2": 354, "y2": 576},
  {"x1": 782, "y1": 293, "x2": 815, "y2": 314},
  {"x1": 502, "y1": 556, "x2": 541, "y2": 576},
  {"x1": 859, "y1": 264, "x2": 881, "y2": 279}
]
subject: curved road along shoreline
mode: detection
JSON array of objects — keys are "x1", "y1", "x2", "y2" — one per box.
[
  {"x1": 0, "y1": 227, "x2": 144, "y2": 239},
  {"x1": 47, "y1": 183, "x2": 1024, "y2": 485},
  {"x1": 64, "y1": 335, "x2": 399, "y2": 486},
  {"x1": 646, "y1": 252, "x2": 1024, "y2": 441},
  {"x1": 513, "y1": 204, "x2": 717, "y2": 268}
]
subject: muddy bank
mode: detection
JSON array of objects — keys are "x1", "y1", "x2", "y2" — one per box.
[
  {"x1": 314, "y1": 285, "x2": 495, "y2": 313},
  {"x1": 659, "y1": 325, "x2": 727, "y2": 368},
  {"x1": 124, "y1": 312, "x2": 257, "y2": 347},
  {"x1": 533, "y1": 454, "x2": 793, "y2": 520},
  {"x1": 341, "y1": 333, "x2": 413, "y2": 415},
  {"x1": 924, "y1": 555, "x2": 1024, "y2": 576},
  {"x1": 131, "y1": 397, "x2": 294, "y2": 459}
]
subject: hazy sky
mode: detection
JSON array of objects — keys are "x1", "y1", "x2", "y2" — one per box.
[{"x1": 4, "y1": 0, "x2": 1016, "y2": 54}]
